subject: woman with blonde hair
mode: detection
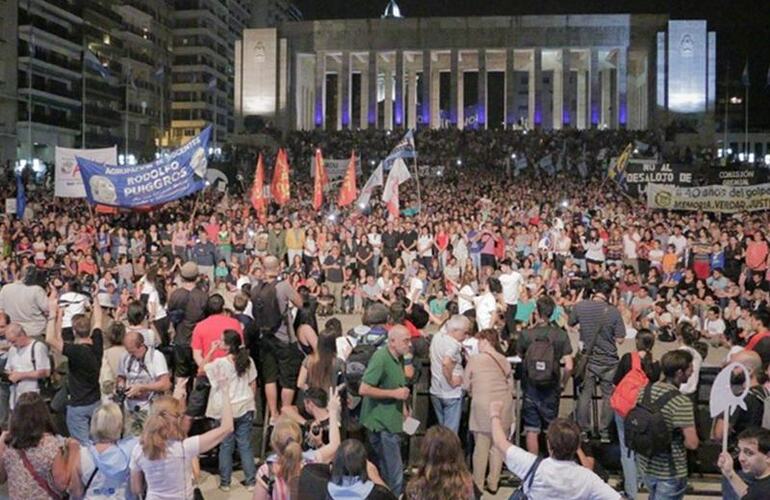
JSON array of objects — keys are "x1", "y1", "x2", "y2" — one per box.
[
  {"x1": 67, "y1": 402, "x2": 139, "y2": 499},
  {"x1": 253, "y1": 389, "x2": 341, "y2": 500},
  {"x1": 405, "y1": 425, "x2": 475, "y2": 500},
  {"x1": 129, "y1": 371, "x2": 233, "y2": 499},
  {"x1": 463, "y1": 328, "x2": 514, "y2": 495}
]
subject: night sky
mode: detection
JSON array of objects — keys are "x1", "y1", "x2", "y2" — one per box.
[{"x1": 293, "y1": 0, "x2": 770, "y2": 128}]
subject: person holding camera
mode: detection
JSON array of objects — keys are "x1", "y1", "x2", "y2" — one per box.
[
  {"x1": 45, "y1": 291, "x2": 104, "y2": 444},
  {"x1": 116, "y1": 330, "x2": 172, "y2": 436}
]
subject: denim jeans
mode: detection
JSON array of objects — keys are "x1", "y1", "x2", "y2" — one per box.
[
  {"x1": 576, "y1": 361, "x2": 617, "y2": 434},
  {"x1": 218, "y1": 411, "x2": 257, "y2": 487},
  {"x1": 368, "y1": 430, "x2": 403, "y2": 497},
  {"x1": 0, "y1": 382, "x2": 9, "y2": 429},
  {"x1": 430, "y1": 395, "x2": 463, "y2": 433},
  {"x1": 615, "y1": 412, "x2": 638, "y2": 499},
  {"x1": 66, "y1": 401, "x2": 100, "y2": 444},
  {"x1": 643, "y1": 475, "x2": 687, "y2": 500}
]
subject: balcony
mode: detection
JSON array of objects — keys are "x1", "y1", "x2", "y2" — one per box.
[
  {"x1": 84, "y1": 105, "x2": 122, "y2": 124},
  {"x1": 19, "y1": 111, "x2": 79, "y2": 131}
]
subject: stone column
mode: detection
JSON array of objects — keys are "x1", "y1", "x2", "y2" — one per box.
[
  {"x1": 394, "y1": 50, "x2": 404, "y2": 128},
  {"x1": 431, "y1": 65, "x2": 440, "y2": 128},
  {"x1": 553, "y1": 52, "x2": 564, "y2": 129},
  {"x1": 360, "y1": 63, "x2": 369, "y2": 130},
  {"x1": 450, "y1": 48, "x2": 459, "y2": 127},
  {"x1": 478, "y1": 48, "x2": 487, "y2": 128},
  {"x1": 505, "y1": 48, "x2": 515, "y2": 128},
  {"x1": 529, "y1": 48, "x2": 542, "y2": 128},
  {"x1": 561, "y1": 49, "x2": 571, "y2": 128},
  {"x1": 589, "y1": 48, "x2": 600, "y2": 128},
  {"x1": 601, "y1": 69, "x2": 611, "y2": 128},
  {"x1": 458, "y1": 71, "x2": 465, "y2": 129},
  {"x1": 338, "y1": 51, "x2": 350, "y2": 129},
  {"x1": 314, "y1": 51, "x2": 325, "y2": 128},
  {"x1": 367, "y1": 51, "x2": 378, "y2": 128},
  {"x1": 421, "y1": 50, "x2": 432, "y2": 128},
  {"x1": 576, "y1": 69, "x2": 587, "y2": 130},
  {"x1": 616, "y1": 47, "x2": 627, "y2": 129},
  {"x1": 407, "y1": 68, "x2": 417, "y2": 129},
  {"x1": 384, "y1": 68, "x2": 393, "y2": 130}
]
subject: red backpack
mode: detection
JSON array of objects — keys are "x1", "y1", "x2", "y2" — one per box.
[{"x1": 610, "y1": 352, "x2": 649, "y2": 418}]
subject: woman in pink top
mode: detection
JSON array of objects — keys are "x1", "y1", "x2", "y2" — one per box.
[{"x1": 745, "y1": 231, "x2": 769, "y2": 273}]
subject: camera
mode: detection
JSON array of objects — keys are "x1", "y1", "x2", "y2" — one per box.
[{"x1": 112, "y1": 386, "x2": 128, "y2": 406}]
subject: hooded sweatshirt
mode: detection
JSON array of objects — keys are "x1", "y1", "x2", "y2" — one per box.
[
  {"x1": 327, "y1": 476, "x2": 376, "y2": 499},
  {"x1": 80, "y1": 437, "x2": 139, "y2": 499}
]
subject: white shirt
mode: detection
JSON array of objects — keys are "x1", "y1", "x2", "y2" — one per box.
[
  {"x1": 204, "y1": 356, "x2": 257, "y2": 419},
  {"x1": 670, "y1": 234, "x2": 688, "y2": 256},
  {"x1": 499, "y1": 271, "x2": 523, "y2": 305},
  {"x1": 146, "y1": 288, "x2": 167, "y2": 321},
  {"x1": 504, "y1": 446, "x2": 621, "y2": 500},
  {"x1": 417, "y1": 235, "x2": 434, "y2": 257},
  {"x1": 704, "y1": 318, "x2": 726, "y2": 337},
  {"x1": 622, "y1": 233, "x2": 640, "y2": 259},
  {"x1": 429, "y1": 332, "x2": 463, "y2": 399},
  {"x1": 473, "y1": 292, "x2": 497, "y2": 330},
  {"x1": 130, "y1": 436, "x2": 200, "y2": 500},
  {"x1": 117, "y1": 347, "x2": 169, "y2": 412},
  {"x1": 409, "y1": 276, "x2": 424, "y2": 302},
  {"x1": 368, "y1": 233, "x2": 382, "y2": 255},
  {"x1": 678, "y1": 345, "x2": 702, "y2": 395},
  {"x1": 6, "y1": 340, "x2": 50, "y2": 409},
  {"x1": 336, "y1": 335, "x2": 358, "y2": 362}
]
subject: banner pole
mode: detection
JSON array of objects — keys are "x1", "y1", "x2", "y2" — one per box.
[
  {"x1": 190, "y1": 190, "x2": 203, "y2": 226},
  {"x1": 413, "y1": 154, "x2": 422, "y2": 213}
]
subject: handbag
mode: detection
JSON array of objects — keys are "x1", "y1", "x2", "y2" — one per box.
[
  {"x1": 508, "y1": 457, "x2": 543, "y2": 500},
  {"x1": 573, "y1": 305, "x2": 608, "y2": 382}
]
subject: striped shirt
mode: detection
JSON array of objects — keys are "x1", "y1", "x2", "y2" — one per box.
[
  {"x1": 568, "y1": 299, "x2": 625, "y2": 364},
  {"x1": 636, "y1": 381, "x2": 694, "y2": 479}
]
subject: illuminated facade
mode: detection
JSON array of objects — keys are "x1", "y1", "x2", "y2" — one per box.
[{"x1": 235, "y1": 15, "x2": 715, "y2": 132}]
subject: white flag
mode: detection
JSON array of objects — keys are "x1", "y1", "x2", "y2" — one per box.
[
  {"x1": 382, "y1": 158, "x2": 411, "y2": 218},
  {"x1": 356, "y1": 162, "x2": 384, "y2": 208}
]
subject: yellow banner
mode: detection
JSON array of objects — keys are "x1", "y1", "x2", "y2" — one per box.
[{"x1": 647, "y1": 183, "x2": 770, "y2": 212}]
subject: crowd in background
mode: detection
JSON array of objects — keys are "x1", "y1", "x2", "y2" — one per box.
[{"x1": 0, "y1": 128, "x2": 767, "y2": 499}]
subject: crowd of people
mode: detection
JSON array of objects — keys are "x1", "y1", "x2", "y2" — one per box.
[{"x1": 0, "y1": 127, "x2": 768, "y2": 499}]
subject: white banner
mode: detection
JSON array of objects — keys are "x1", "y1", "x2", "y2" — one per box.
[
  {"x1": 647, "y1": 183, "x2": 770, "y2": 213},
  {"x1": 55, "y1": 146, "x2": 117, "y2": 198},
  {"x1": 309, "y1": 157, "x2": 361, "y2": 180}
]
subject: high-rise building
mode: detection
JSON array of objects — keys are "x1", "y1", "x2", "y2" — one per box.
[
  {"x1": 80, "y1": 0, "x2": 123, "y2": 151},
  {"x1": 170, "y1": 0, "x2": 253, "y2": 150},
  {"x1": 18, "y1": 0, "x2": 83, "y2": 164},
  {"x1": 0, "y1": 0, "x2": 18, "y2": 168},
  {"x1": 113, "y1": 0, "x2": 173, "y2": 160},
  {"x1": 251, "y1": 0, "x2": 302, "y2": 28}
]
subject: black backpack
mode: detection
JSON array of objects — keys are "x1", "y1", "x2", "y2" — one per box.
[
  {"x1": 624, "y1": 385, "x2": 679, "y2": 458},
  {"x1": 251, "y1": 280, "x2": 283, "y2": 337},
  {"x1": 524, "y1": 327, "x2": 559, "y2": 388},
  {"x1": 344, "y1": 342, "x2": 382, "y2": 399}
]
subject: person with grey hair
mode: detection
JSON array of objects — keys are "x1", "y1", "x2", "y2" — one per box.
[
  {"x1": 66, "y1": 402, "x2": 139, "y2": 498},
  {"x1": 4, "y1": 322, "x2": 51, "y2": 410},
  {"x1": 429, "y1": 314, "x2": 470, "y2": 433}
]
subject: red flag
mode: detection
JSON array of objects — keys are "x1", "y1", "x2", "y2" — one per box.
[
  {"x1": 250, "y1": 153, "x2": 267, "y2": 222},
  {"x1": 337, "y1": 151, "x2": 358, "y2": 207},
  {"x1": 271, "y1": 148, "x2": 291, "y2": 206},
  {"x1": 312, "y1": 149, "x2": 327, "y2": 211}
]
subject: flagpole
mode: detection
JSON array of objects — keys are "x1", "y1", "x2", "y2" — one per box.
[
  {"x1": 412, "y1": 153, "x2": 422, "y2": 213},
  {"x1": 745, "y1": 81, "x2": 749, "y2": 161},
  {"x1": 27, "y1": 0, "x2": 33, "y2": 166},
  {"x1": 723, "y1": 62, "x2": 729, "y2": 161},
  {"x1": 124, "y1": 66, "x2": 129, "y2": 163},
  {"x1": 81, "y1": 42, "x2": 87, "y2": 149}
]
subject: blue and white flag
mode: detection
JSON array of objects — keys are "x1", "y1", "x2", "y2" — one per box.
[
  {"x1": 382, "y1": 130, "x2": 416, "y2": 171},
  {"x1": 15, "y1": 172, "x2": 26, "y2": 219},
  {"x1": 154, "y1": 66, "x2": 165, "y2": 81},
  {"x1": 538, "y1": 154, "x2": 555, "y2": 176},
  {"x1": 514, "y1": 155, "x2": 528, "y2": 177},
  {"x1": 577, "y1": 161, "x2": 588, "y2": 179},
  {"x1": 84, "y1": 50, "x2": 110, "y2": 80},
  {"x1": 76, "y1": 126, "x2": 212, "y2": 208},
  {"x1": 207, "y1": 77, "x2": 217, "y2": 91},
  {"x1": 741, "y1": 61, "x2": 750, "y2": 87}
]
